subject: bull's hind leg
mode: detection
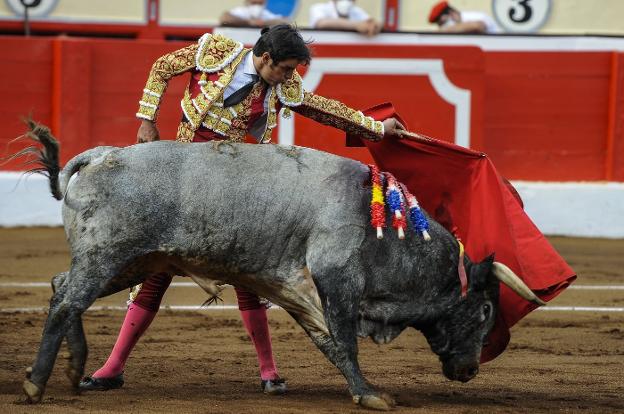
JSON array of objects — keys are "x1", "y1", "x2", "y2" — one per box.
[
  {"x1": 301, "y1": 257, "x2": 395, "y2": 411},
  {"x1": 23, "y1": 265, "x2": 114, "y2": 403}
]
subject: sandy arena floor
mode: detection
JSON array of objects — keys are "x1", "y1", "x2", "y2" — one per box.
[{"x1": 0, "y1": 228, "x2": 623, "y2": 413}]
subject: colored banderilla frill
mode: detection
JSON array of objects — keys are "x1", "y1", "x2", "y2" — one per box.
[
  {"x1": 385, "y1": 173, "x2": 407, "y2": 240},
  {"x1": 369, "y1": 165, "x2": 386, "y2": 239},
  {"x1": 368, "y1": 165, "x2": 431, "y2": 241},
  {"x1": 400, "y1": 183, "x2": 431, "y2": 241}
]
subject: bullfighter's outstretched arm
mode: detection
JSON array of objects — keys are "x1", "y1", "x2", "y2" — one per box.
[
  {"x1": 277, "y1": 72, "x2": 385, "y2": 142},
  {"x1": 136, "y1": 44, "x2": 199, "y2": 122},
  {"x1": 294, "y1": 92, "x2": 385, "y2": 142}
]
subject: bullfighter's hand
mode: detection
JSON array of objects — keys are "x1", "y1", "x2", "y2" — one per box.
[
  {"x1": 137, "y1": 120, "x2": 160, "y2": 143},
  {"x1": 382, "y1": 117, "x2": 406, "y2": 139}
]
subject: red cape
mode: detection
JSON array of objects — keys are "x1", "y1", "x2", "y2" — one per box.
[{"x1": 350, "y1": 103, "x2": 576, "y2": 362}]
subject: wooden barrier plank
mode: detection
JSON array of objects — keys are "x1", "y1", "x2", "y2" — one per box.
[
  {"x1": 51, "y1": 38, "x2": 92, "y2": 165},
  {"x1": 611, "y1": 53, "x2": 624, "y2": 181},
  {"x1": 484, "y1": 52, "x2": 611, "y2": 180},
  {"x1": 0, "y1": 37, "x2": 53, "y2": 170}
]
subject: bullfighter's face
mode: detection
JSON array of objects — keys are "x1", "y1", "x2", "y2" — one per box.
[{"x1": 257, "y1": 53, "x2": 302, "y2": 86}]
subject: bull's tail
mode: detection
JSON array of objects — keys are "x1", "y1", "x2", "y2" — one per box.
[
  {"x1": 6, "y1": 120, "x2": 64, "y2": 200},
  {"x1": 11, "y1": 119, "x2": 116, "y2": 201}
]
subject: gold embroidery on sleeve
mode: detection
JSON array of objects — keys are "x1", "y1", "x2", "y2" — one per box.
[
  {"x1": 136, "y1": 44, "x2": 198, "y2": 121},
  {"x1": 289, "y1": 92, "x2": 384, "y2": 142}
]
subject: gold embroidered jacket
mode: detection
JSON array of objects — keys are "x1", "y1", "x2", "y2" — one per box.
[{"x1": 136, "y1": 33, "x2": 384, "y2": 143}]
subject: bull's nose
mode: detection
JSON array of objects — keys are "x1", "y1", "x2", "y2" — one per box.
[
  {"x1": 442, "y1": 362, "x2": 479, "y2": 382},
  {"x1": 458, "y1": 366, "x2": 479, "y2": 382}
]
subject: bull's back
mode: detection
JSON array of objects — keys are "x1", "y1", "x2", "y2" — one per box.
[
  {"x1": 151, "y1": 141, "x2": 368, "y2": 212},
  {"x1": 65, "y1": 141, "x2": 370, "y2": 260}
]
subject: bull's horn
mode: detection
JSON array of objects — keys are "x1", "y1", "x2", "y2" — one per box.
[{"x1": 492, "y1": 262, "x2": 546, "y2": 306}]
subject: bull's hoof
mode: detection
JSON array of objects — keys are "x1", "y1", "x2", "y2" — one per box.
[
  {"x1": 355, "y1": 393, "x2": 396, "y2": 411},
  {"x1": 65, "y1": 365, "x2": 83, "y2": 389},
  {"x1": 379, "y1": 392, "x2": 396, "y2": 407},
  {"x1": 23, "y1": 379, "x2": 43, "y2": 404},
  {"x1": 25, "y1": 366, "x2": 32, "y2": 379}
]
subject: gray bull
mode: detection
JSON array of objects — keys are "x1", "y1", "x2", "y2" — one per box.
[{"x1": 21, "y1": 123, "x2": 543, "y2": 410}]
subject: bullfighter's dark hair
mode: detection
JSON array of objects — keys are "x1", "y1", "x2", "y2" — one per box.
[{"x1": 253, "y1": 24, "x2": 312, "y2": 65}]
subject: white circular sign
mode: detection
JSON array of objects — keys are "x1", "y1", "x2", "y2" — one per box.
[
  {"x1": 5, "y1": 0, "x2": 58, "y2": 18},
  {"x1": 492, "y1": 0, "x2": 551, "y2": 33}
]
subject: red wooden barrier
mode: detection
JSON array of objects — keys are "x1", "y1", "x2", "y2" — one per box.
[
  {"x1": 484, "y1": 51, "x2": 613, "y2": 181},
  {"x1": 1, "y1": 36, "x2": 622, "y2": 182}
]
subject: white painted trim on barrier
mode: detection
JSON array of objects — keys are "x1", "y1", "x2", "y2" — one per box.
[
  {"x1": 510, "y1": 181, "x2": 624, "y2": 239},
  {"x1": 0, "y1": 172, "x2": 62, "y2": 226},
  {"x1": 1, "y1": 173, "x2": 623, "y2": 238},
  {"x1": 2, "y1": 305, "x2": 623, "y2": 314},
  {"x1": 214, "y1": 28, "x2": 624, "y2": 52},
  {"x1": 278, "y1": 58, "x2": 470, "y2": 148}
]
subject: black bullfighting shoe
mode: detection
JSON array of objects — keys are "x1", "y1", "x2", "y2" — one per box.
[
  {"x1": 78, "y1": 373, "x2": 124, "y2": 391},
  {"x1": 261, "y1": 377, "x2": 287, "y2": 395}
]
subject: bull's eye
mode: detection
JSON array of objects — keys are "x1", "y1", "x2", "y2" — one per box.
[
  {"x1": 481, "y1": 303, "x2": 492, "y2": 322},
  {"x1": 483, "y1": 303, "x2": 491, "y2": 315}
]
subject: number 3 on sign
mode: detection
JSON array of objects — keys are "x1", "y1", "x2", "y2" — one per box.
[
  {"x1": 492, "y1": 0, "x2": 551, "y2": 33},
  {"x1": 509, "y1": 0, "x2": 532, "y2": 23}
]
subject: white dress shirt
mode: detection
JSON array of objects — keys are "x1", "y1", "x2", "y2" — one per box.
[
  {"x1": 460, "y1": 11, "x2": 502, "y2": 34},
  {"x1": 309, "y1": 1, "x2": 370, "y2": 28}
]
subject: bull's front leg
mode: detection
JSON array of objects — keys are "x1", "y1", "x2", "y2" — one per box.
[
  {"x1": 23, "y1": 282, "x2": 73, "y2": 403},
  {"x1": 308, "y1": 262, "x2": 396, "y2": 411},
  {"x1": 64, "y1": 314, "x2": 88, "y2": 390},
  {"x1": 25, "y1": 312, "x2": 88, "y2": 396},
  {"x1": 50, "y1": 271, "x2": 88, "y2": 390},
  {"x1": 24, "y1": 266, "x2": 103, "y2": 403}
]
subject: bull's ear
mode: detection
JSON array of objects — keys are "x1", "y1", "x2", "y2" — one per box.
[
  {"x1": 483, "y1": 253, "x2": 495, "y2": 266},
  {"x1": 470, "y1": 253, "x2": 495, "y2": 290}
]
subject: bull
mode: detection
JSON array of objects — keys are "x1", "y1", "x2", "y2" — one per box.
[{"x1": 21, "y1": 122, "x2": 543, "y2": 410}]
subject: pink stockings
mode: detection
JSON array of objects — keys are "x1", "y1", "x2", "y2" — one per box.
[
  {"x1": 91, "y1": 303, "x2": 156, "y2": 378},
  {"x1": 92, "y1": 274, "x2": 279, "y2": 381},
  {"x1": 238, "y1": 298, "x2": 279, "y2": 381}
]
